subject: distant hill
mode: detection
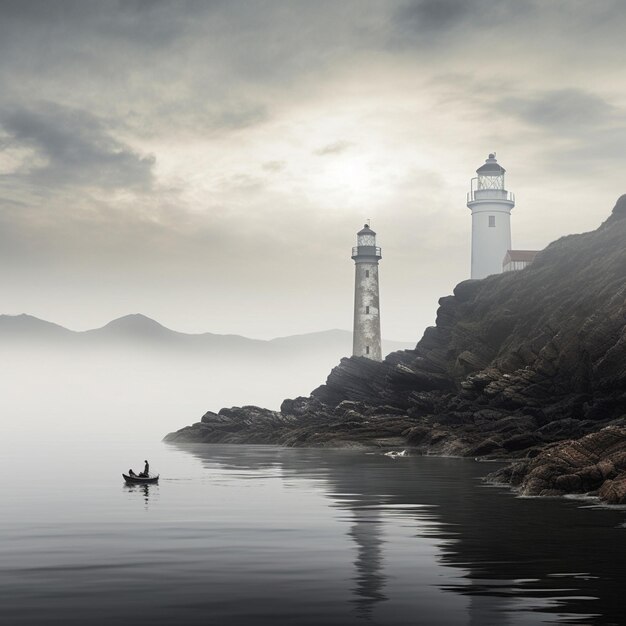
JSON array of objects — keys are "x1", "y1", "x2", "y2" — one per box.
[
  {"x1": 0, "y1": 313, "x2": 414, "y2": 357},
  {"x1": 1, "y1": 313, "x2": 414, "y2": 440},
  {"x1": 0, "y1": 313, "x2": 74, "y2": 339}
]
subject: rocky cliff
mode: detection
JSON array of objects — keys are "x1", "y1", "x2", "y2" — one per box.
[{"x1": 166, "y1": 196, "x2": 626, "y2": 501}]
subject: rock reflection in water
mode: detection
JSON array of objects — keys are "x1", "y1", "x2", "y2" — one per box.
[{"x1": 176, "y1": 444, "x2": 626, "y2": 625}]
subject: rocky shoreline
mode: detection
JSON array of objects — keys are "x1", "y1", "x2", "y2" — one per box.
[
  {"x1": 165, "y1": 196, "x2": 626, "y2": 504},
  {"x1": 486, "y1": 425, "x2": 626, "y2": 504}
]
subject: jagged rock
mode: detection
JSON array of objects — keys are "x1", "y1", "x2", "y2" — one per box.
[
  {"x1": 280, "y1": 395, "x2": 324, "y2": 416},
  {"x1": 333, "y1": 400, "x2": 366, "y2": 417},
  {"x1": 165, "y1": 197, "x2": 626, "y2": 480},
  {"x1": 404, "y1": 425, "x2": 431, "y2": 445},
  {"x1": 487, "y1": 426, "x2": 626, "y2": 501},
  {"x1": 501, "y1": 433, "x2": 537, "y2": 452},
  {"x1": 598, "y1": 476, "x2": 626, "y2": 504},
  {"x1": 201, "y1": 411, "x2": 219, "y2": 423},
  {"x1": 467, "y1": 438, "x2": 504, "y2": 456},
  {"x1": 367, "y1": 404, "x2": 407, "y2": 417}
]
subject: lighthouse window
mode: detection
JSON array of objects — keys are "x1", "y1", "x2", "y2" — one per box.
[
  {"x1": 366, "y1": 306, "x2": 370, "y2": 314},
  {"x1": 489, "y1": 215, "x2": 496, "y2": 227},
  {"x1": 365, "y1": 270, "x2": 369, "y2": 278},
  {"x1": 366, "y1": 346, "x2": 370, "y2": 355}
]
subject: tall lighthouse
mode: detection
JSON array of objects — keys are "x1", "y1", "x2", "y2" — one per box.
[
  {"x1": 467, "y1": 153, "x2": 515, "y2": 279},
  {"x1": 351, "y1": 224, "x2": 382, "y2": 361}
]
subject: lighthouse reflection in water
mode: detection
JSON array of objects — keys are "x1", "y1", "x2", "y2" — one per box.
[{"x1": 1, "y1": 441, "x2": 625, "y2": 625}]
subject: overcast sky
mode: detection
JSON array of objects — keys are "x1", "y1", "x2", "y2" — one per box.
[{"x1": 1, "y1": 0, "x2": 625, "y2": 341}]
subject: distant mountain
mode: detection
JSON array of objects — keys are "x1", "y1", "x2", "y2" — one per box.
[
  {"x1": 1, "y1": 312, "x2": 415, "y2": 439},
  {"x1": 0, "y1": 313, "x2": 73, "y2": 339},
  {"x1": 268, "y1": 328, "x2": 411, "y2": 358},
  {"x1": 0, "y1": 313, "x2": 414, "y2": 357},
  {"x1": 87, "y1": 313, "x2": 176, "y2": 338}
]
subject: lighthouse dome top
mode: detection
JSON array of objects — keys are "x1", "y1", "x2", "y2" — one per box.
[
  {"x1": 357, "y1": 224, "x2": 376, "y2": 236},
  {"x1": 476, "y1": 153, "x2": 506, "y2": 175}
]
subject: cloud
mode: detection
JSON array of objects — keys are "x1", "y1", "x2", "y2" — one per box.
[
  {"x1": 210, "y1": 102, "x2": 269, "y2": 131},
  {"x1": 314, "y1": 140, "x2": 354, "y2": 156},
  {"x1": 0, "y1": 1, "x2": 626, "y2": 341},
  {"x1": 502, "y1": 89, "x2": 618, "y2": 131},
  {"x1": 395, "y1": 0, "x2": 475, "y2": 32},
  {"x1": 391, "y1": 0, "x2": 532, "y2": 43},
  {"x1": 0, "y1": 0, "x2": 209, "y2": 47},
  {"x1": 0, "y1": 103, "x2": 155, "y2": 189},
  {"x1": 262, "y1": 161, "x2": 286, "y2": 172}
]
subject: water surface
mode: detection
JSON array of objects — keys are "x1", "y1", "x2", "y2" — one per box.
[{"x1": 1, "y1": 441, "x2": 625, "y2": 625}]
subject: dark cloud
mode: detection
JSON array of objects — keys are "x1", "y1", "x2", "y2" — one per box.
[
  {"x1": 537, "y1": 124, "x2": 626, "y2": 175},
  {"x1": 0, "y1": 103, "x2": 154, "y2": 189},
  {"x1": 502, "y1": 89, "x2": 618, "y2": 130},
  {"x1": 391, "y1": 0, "x2": 532, "y2": 42},
  {"x1": 0, "y1": 1, "x2": 366, "y2": 139},
  {"x1": 396, "y1": 0, "x2": 474, "y2": 31},
  {"x1": 0, "y1": 0, "x2": 214, "y2": 46},
  {"x1": 314, "y1": 141, "x2": 354, "y2": 156}
]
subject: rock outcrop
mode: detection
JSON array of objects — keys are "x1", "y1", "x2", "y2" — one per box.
[
  {"x1": 165, "y1": 196, "x2": 626, "y2": 502},
  {"x1": 488, "y1": 425, "x2": 626, "y2": 503}
]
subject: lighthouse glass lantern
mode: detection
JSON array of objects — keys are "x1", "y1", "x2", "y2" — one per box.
[
  {"x1": 477, "y1": 153, "x2": 505, "y2": 190},
  {"x1": 356, "y1": 226, "x2": 376, "y2": 247}
]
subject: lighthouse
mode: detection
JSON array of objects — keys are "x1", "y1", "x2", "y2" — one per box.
[
  {"x1": 467, "y1": 153, "x2": 515, "y2": 279},
  {"x1": 352, "y1": 224, "x2": 382, "y2": 361}
]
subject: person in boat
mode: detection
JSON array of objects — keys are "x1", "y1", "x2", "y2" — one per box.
[
  {"x1": 128, "y1": 469, "x2": 136, "y2": 477},
  {"x1": 140, "y1": 460, "x2": 149, "y2": 477}
]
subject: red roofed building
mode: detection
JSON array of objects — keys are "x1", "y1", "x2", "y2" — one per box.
[{"x1": 503, "y1": 250, "x2": 539, "y2": 273}]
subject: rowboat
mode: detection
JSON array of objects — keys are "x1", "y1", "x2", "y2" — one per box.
[{"x1": 122, "y1": 473, "x2": 159, "y2": 484}]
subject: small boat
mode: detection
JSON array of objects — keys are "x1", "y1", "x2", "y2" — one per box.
[{"x1": 122, "y1": 473, "x2": 159, "y2": 484}]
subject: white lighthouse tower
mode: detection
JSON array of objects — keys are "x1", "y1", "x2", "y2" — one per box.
[
  {"x1": 467, "y1": 153, "x2": 515, "y2": 279},
  {"x1": 352, "y1": 224, "x2": 382, "y2": 361}
]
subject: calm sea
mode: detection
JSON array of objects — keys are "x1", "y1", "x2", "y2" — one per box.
[{"x1": 1, "y1": 440, "x2": 625, "y2": 625}]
